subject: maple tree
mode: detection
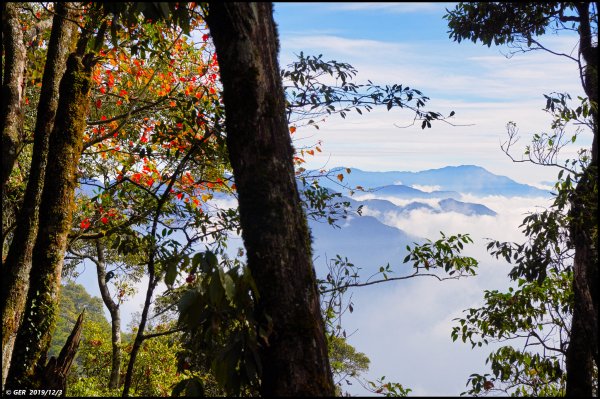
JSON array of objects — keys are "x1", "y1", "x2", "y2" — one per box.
[{"x1": 59, "y1": 8, "x2": 235, "y2": 396}]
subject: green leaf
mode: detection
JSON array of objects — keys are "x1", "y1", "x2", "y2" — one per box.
[
  {"x1": 178, "y1": 289, "x2": 198, "y2": 316},
  {"x1": 206, "y1": 250, "x2": 218, "y2": 268},
  {"x1": 165, "y1": 260, "x2": 178, "y2": 287},
  {"x1": 192, "y1": 252, "x2": 203, "y2": 269},
  {"x1": 222, "y1": 272, "x2": 235, "y2": 302},
  {"x1": 208, "y1": 273, "x2": 225, "y2": 305}
]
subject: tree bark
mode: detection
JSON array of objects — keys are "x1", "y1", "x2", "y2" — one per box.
[
  {"x1": 41, "y1": 310, "x2": 85, "y2": 394},
  {"x1": 6, "y1": 46, "x2": 95, "y2": 388},
  {"x1": 205, "y1": 3, "x2": 335, "y2": 396},
  {"x1": 1, "y1": 3, "x2": 77, "y2": 386},
  {"x1": 94, "y1": 240, "x2": 122, "y2": 389},
  {"x1": 565, "y1": 3, "x2": 598, "y2": 397},
  {"x1": 1, "y1": 3, "x2": 27, "y2": 188}
]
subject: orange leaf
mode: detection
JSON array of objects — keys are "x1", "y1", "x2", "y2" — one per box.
[
  {"x1": 337, "y1": 173, "x2": 344, "y2": 182},
  {"x1": 289, "y1": 126, "x2": 296, "y2": 134}
]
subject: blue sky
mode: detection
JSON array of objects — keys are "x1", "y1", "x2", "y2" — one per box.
[{"x1": 273, "y1": 2, "x2": 587, "y2": 188}]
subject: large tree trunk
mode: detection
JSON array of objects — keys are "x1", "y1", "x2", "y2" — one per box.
[
  {"x1": 6, "y1": 47, "x2": 95, "y2": 387},
  {"x1": 1, "y1": 3, "x2": 27, "y2": 188},
  {"x1": 205, "y1": 3, "x2": 335, "y2": 396},
  {"x1": 565, "y1": 3, "x2": 598, "y2": 397},
  {"x1": 94, "y1": 240, "x2": 122, "y2": 389},
  {"x1": 1, "y1": 3, "x2": 77, "y2": 385}
]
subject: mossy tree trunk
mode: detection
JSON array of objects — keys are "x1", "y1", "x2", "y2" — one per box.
[
  {"x1": 205, "y1": 3, "x2": 335, "y2": 396},
  {"x1": 1, "y1": 3, "x2": 77, "y2": 386},
  {"x1": 1, "y1": 3, "x2": 27, "y2": 188},
  {"x1": 6, "y1": 45, "x2": 95, "y2": 388},
  {"x1": 565, "y1": 4, "x2": 598, "y2": 396}
]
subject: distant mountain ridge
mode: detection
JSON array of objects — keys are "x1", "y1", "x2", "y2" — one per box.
[
  {"x1": 373, "y1": 184, "x2": 460, "y2": 199},
  {"x1": 324, "y1": 165, "x2": 550, "y2": 197},
  {"x1": 307, "y1": 165, "x2": 519, "y2": 288},
  {"x1": 339, "y1": 195, "x2": 497, "y2": 218}
]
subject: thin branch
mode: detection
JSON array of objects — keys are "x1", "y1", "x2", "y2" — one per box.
[
  {"x1": 529, "y1": 329, "x2": 567, "y2": 355},
  {"x1": 528, "y1": 37, "x2": 579, "y2": 62},
  {"x1": 319, "y1": 271, "x2": 466, "y2": 294},
  {"x1": 141, "y1": 327, "x2": 185, "y2": 340},
  {"x1": 86, "y1": 96, "x2": 171, "y2": 127}
]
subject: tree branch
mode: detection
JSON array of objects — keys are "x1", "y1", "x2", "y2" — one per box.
[{"x1": 319, "y1": 271, "x2": 465, "y2": 294}]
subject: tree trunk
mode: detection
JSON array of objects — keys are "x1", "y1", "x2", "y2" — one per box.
[
  {"x1": 1, "y1": 3, "x2": 27, "y2": 188},
  {"x1": 122, "y1": 145, "x2": 199, "y2": 397},
  {"x1": 566, "y1": 3, "x2": 598, "y2": 396},
  {"x1": 121, "y1": 264, "x2": 159, "y2": 397},
  {"x1": 41, "y1": 310, "x2": 85, "y2": 394},
  {"x1": 94, "y1": 239, "x2": 122, "y2": 389},
  {"x1": 205, "y1": 3, "x2": 335, "y2": 396},
  {"x1": 6, "y1": 47, "x2": 95, "y2": 387},
  {"x1": 1, "y1": 3, "x2": 77, "y2": 385}
]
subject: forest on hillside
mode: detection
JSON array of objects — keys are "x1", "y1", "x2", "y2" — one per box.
[{"x1": 1, "y1": 2, "x2": 597, "y2": 397}]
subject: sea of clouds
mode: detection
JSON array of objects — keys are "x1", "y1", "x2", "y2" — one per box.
[{"x1": 338, "y1": 192, "x2": 554, "y2": 396}]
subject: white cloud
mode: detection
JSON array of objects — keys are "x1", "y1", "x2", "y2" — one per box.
[
  {"x1": 410, "y1": 184, "x2": 441, "y2": 193},
  {"x1": 290, "y1": 97, "x2": 583, "y2": 187},
  {"x1": 328, "y1": 2, "x2": 447, "y2": 14},
  {"x1": 283, "y1": 34, "x2": 410, "y2": 58},
  {"x1": 280, "y1": 30, "x2": 587, "y2": 188},
  {"x1": 341, "y1": 263, "x2": 509, "y2": 396},
  {"x1": 336, "y1": 194, "x2": 553, "y2": 396},
  {"x1": 280, "y1": 33, "x2": 583, "y2": 100},
  {"x1": 374, "y1": 194, "x2": 553, "y2": 243}
]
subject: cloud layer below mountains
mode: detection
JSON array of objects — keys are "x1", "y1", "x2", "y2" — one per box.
[{"x1": 332, "y1": 193, "x2": 554, "y2": 396}]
